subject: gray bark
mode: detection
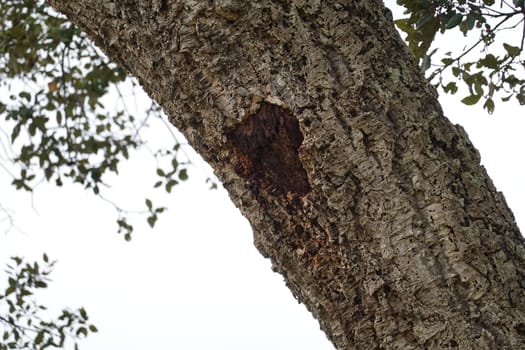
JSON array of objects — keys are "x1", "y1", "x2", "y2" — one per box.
[{"x1": 46, "y1": 0, "x2": 525, "y2": 348}]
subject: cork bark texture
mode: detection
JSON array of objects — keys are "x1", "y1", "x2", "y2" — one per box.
[{"x1": 46, "y1": 0, "x2": 525, "y2": 349}]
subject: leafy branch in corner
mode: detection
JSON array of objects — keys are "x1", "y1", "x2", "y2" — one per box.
[
  {"x1": 395, "y1": 0, "x2": 525, "y2": 113},
  {"x1": 0, "y1": 0, "x2": 210, "y2": 240},
  {"x1": 0, "y1": 255, "x2": 97, "y2": 350}
]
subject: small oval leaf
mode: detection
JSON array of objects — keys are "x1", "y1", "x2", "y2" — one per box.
[{"x1": 461, "y1": 94, "x2": 482, "y2": 105}]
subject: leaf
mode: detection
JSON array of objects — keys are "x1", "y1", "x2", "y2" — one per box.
[
  {"x1": 503, "y1": 43, "x2": 521, "y2": 57},
  {"x1": 34, "y1": 281, "x2": 48, "y2": 288},
  {"x1": 76, "y1": 327, "x2": 88, "y2": 337},
  {"x1": 460, "y1": 13, "x2": 476, "y2": 35},
  {"x1": 478, "y1": 54, "x2": 498, "y2": 69},
  {"x1": 416, "y1": 13, "x2": 435, "y2": 30},
  {"x1": 18, "y1": 91, "x2": 31, "y2": 102},
  {"x1": 166, "y1": 179, "x2": 178, "y2": 193},
  {"x1": 441, "y1": 58, "x2": 454, "y2": 65},
  {"x1": 89, "y1": 325, "x2": 98, "y2": 332},
  {"x1": 483, "y1": 98, "x2": 495, "y2": 114},
  {"x1": 445, "y1": 13, "x2": 463, "y2": 29},
  {"x1": 517, "y1": 92, "x2": 525, "y2": 105},
  {"x1": 147, "y1": 215, "x2": 157, "y2": 228},
  {"x1": 421, "y1": 53, "x2": 431, "y2": 72},
  {"x1": 178, "y1": 169, "x2": 188, "y2": 181},
  {"x1": 145, "y1": 198, "x2": 152, "y2": 210},
  {"x1": 79, "y1": 307, "x2": 88, "y2": 320},
  {"x1": 394, "y1": 18, "x2": 412, "y2": 33},
  {"x1": 34, "y1": 331, "x2": 44, "y2": 345},
  {"x1": 443, "y1": 82, "x2": 458, "y2": 94},
  {"x1": 11, "y1": 124, "x2": 22, "y2": 142},
  {"x1": 461, "y1": 94, "x2": 482, "y2": 105}
]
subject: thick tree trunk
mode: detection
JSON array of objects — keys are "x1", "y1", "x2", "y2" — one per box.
[{"x1": 47, "y1": 0, "x2": 525, "y2": 348}]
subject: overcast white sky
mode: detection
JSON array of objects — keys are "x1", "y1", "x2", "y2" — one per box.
[{"x1": 1, "y1": 2, "x2": 524, "y2": 350}]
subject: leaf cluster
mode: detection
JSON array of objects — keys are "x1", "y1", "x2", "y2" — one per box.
[
  {"x1": 0, "y1": 255, "x2": 97, "y2": 350},
  {"x1": 0, "y1": 0, "x2": 136, "y2": 194},
  {"x1": 0, "y1": 0, "x2": 210, "y2": 239},
  {"x1": 395, "y1": 0, "x2": 525, "y2": 112}
]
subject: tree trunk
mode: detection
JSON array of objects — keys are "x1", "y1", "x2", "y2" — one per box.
[{"x1": 46, "y1": 0, "x2": 525, "y2": 348}]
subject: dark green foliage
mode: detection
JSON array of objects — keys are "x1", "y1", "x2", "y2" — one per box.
[
  {"x1": 395, "y1": 0, "x2": 525, "y2": 113},
  {"x1": 0, "y1": 255, "x2": 97, "y2": 350},
  {"x1": 0, "y1": 0, "x2": 216, "y2": 239},
  {"x1": 1, "y1": 0, "x2": 133, "y2": 194}
]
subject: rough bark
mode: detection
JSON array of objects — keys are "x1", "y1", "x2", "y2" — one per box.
[{"x1": 46, "y1": 0, "x2": 525, "y2": 348}]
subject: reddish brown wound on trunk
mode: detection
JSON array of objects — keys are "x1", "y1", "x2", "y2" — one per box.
[{"x1": 229, "y1": 102, "x2": 311, "y2": 197}]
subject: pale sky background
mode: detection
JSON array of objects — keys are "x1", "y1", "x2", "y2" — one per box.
[{"x1": 1, "y1": 2, "x2": 524, "y2": 350}]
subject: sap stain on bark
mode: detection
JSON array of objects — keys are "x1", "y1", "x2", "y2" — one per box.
[{"x1": 229, "y1": 102, "x2": 311, "y2": 197}]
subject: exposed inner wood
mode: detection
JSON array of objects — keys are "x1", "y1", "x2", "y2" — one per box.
[{"x1": 229, "y1": 102, "x2": 311, "y2": 197}]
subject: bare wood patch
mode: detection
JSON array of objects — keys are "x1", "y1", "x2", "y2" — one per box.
[{"x1": 229, "y1": 102, "x2": 311, "y2": 197}]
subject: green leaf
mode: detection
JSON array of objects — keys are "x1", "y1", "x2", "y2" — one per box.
[
  {"x1": 18, "y1": 91, "x2": 31, "y2": 101},
  {"x1": 517, "y1": 92, "x2": 525, "y2": 105},
  {"x1": 79, "y1": 307, "x2": 88, "y2": 320},
  {"x1": 34, "y1": 331, "x2": 44, "y2": 345},
  {"x1": 165, "y1": 179, "x2": 178, "y2": 193},
  {"x1": 503, "y1": 43, "x2": 521, "y2": 57},
  {"x1": 178, "y1": 169, "x2": 188, "y2": 181},
  {"x1": 452, "y1": 67, "x2": 461, "y2": 77},
  {"x1": 441, "y1": 58, "x2": 454, "y2": 65},
  {"x1": 147, "y1": 215, "x2": 157, "y2": 228},
  {"x1": 145, "y1": 198, "x2": 152, "y2": 210},
  {"x1": 461, "y1": 94, "x2": 482, "y2": 105},
  {"x1": 394, "y1": 18, "x2": 412, "y2": 33},
  {"x1": 89, "y1": 325, "x2": 98, "y2": 332},
  {"x1": 421, "y1": 54, "x2": 431, "y2": 72},
  {"x1": 478, "y1": 54, "x2": 498, "y2": 69},
  {"x1": 76, "y1": 327, "x2": 88, "y2": 337},
  {"x1": 8, "y1": 277, "x2": 16, "y2": 288},
  {"x1": 445, "y1": 13, "x2": 463, "y2": 29},
  {"x1": 11, "y1": 123, "x2": 22, "y2": 142},
  {"x1": 443, "y1": 82, "x2": 458, "y2": 94},
  {"x1": 34, "y1": 281, "x2": 48, "y2": 288},
  {"x1": 416, "y1": 13, "x2": 435, "y2": 30},
  {"x1": 460, "y1": 13, "x2": 476, "y2": 35},
  {"x1": 483, "y1": 98, "x2": 495, "y2": 114}
]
